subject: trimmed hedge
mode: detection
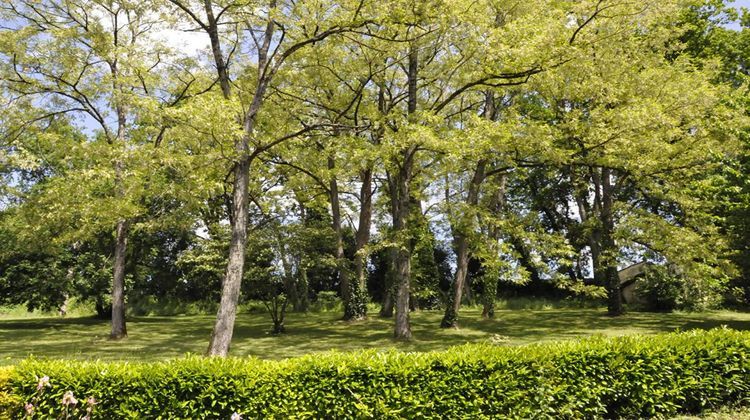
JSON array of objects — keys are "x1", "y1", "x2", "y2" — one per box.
[
  {"x1": 0, "y1": 366, "x2": 20, "y2": 420},
  {"x1": 2, "y1": 328, "x2": 750, "y2": 419}
]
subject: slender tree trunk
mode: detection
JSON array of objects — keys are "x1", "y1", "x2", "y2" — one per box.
[
  {"x1": 110, "y1": 219, "x2": 128, "y2": 339},
  {"x1": 207, "y1": 152, "x2": 250, "y2": 356},
  {"x1": 441, "y1": 233, "x2": 469, "y2": 328},
  {"x1": 329, "y1": 156, "x2": 359, "y2": 320},
  {"x1": 601, "y1": 168, "x2": 623, "y2": 315},
  {"x1": 297, "y1": 265, "x2": 309, "y2": 312},
  {"x1": 203, "y1": 0, "x2": 231, "y2": 98},
  {"x1": 391, "y1": 42, "x2": 419, "y2": 340},
  {"x1": 110, "y1": 54, "x2": 129, "y2": 339},
  {"x1": 348, "y1": 167, "x2": 373, "y2": 320},
  {"x1": 442, "y1": 92, "x2": 494, "y2": 328},
  {"x1": 441, "y1": 162, "x2": 485, "y2": 327},
  {"x1": 207, "y1": 1, "x2": 276, "y2": 355},
  {"x1": 393, "y1": 241, "x2": 412, "y2": 339},
  {"x1": 392, "y1": 151, "x2": 415, "y2": 340},
  {"x1": 482, "y1": 174, "x2": 507, "y2": 318},
  {"x1": 380, "y1": 247, "x2": 395, "y2": 317}
]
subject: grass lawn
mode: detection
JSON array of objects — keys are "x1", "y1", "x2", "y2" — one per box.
[{"x1": 1, "y1": 307, "x2": 750, "y2": 365}]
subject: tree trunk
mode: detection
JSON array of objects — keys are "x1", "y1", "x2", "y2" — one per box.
[
  {"x1": 110, "y1": 219, "x2": 128, "y2": 339},
  {"x1": 350, "y1": 167, "x2": 373, "y2": 320},
  {"x1": 482, "y1": 174, "x2": 507, "y2": 318},
  {"x1": 203, "y1": 0, "x2": 231, "y2": 98},
  {"x1": 110, "y1": 52, "x2": 129, "y2": 339},
  {"x1": 329, "y1": 156, "x2": 363, "y2": 320},
  {"x1": 297, "y1": 265, "x2": 309, "y2": 312},
  {"x1": 441, "y1": 233, "x2": 469, "y2": 328},
  {"x1": 207, "y1": 2, "x2": 275, "y2": 355},
  {"x1": 391, "y1": 156, "x2": 414, "y2": 339},
  {"x1": 379, "y1": 247, "x2": 395, "y2": 317},
  {"x1": 441, "y1": 142, "x2": 487, "y2": 326},
  {"x1": 442, "y1": 92, "x2": 497, "y2": 327},
  {"x1": 393, "y1": 243, "x2": 412, "y2": 340},
  {"x1": 601, "y1": 168, "x2": 623, "y2": 315},
  {"x1": 391, "y1": 42, "x2": 419, "y2": 340},
  {"x1": 207, "y1": 153, "x2": 250, "y2": 356}
]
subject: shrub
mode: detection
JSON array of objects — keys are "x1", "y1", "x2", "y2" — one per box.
[
  {"x1": 0, "y1": 366, "x2": 20, "y2": 420},
  {"x1": 3, "y1": 328, "x2": 750, "y2": 419},
  {"x1": 310, "y1": 291, "x2": 342, "y2": 312},
  {"x1": 635, "y1": 265, "x2": 682, "y2": 312}
]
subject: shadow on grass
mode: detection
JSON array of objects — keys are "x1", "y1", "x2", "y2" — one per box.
[{"x1": 1, "y1": 308, "x2": 749, "y2": 364}]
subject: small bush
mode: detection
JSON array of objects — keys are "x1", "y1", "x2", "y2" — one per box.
[
  {"x1": 127, "y1": 296, "x2": 219, "y2": 317},
  {"x1": 3, "y1": 328, "x2": 750, "y2": 419},
  {"x1": 635, "y1": 265, "x2": 682, "y2": 312},
  {"x1": 310, "y1": 291, "x2": 342, "y2": 312}
]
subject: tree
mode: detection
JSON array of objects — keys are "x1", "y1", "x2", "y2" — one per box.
[
  {"x1": 522, "y1": 3, "x2": 739, "y2": 314},
  {"x1": 167, "y1": 0, "x2": 374, "y2": 356},
  {"x1": 0, "y1": 0, "x2": 209, "y2": 337}
]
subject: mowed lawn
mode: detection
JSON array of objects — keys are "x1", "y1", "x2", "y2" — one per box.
[{"x1": 2, "y1": 308, "x2": 750, "y2": 365}]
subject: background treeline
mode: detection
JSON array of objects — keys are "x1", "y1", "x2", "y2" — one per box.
[{"x1": 0, "y1": 0, "x2": 749, "y2": 353}]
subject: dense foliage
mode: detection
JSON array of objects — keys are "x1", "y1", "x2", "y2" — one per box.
[{"x1": 1, "y1": 329, "x2": 749, "y2": 419}]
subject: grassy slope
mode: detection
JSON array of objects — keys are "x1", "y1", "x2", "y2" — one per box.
[{"x1": 2, "y1": 307, "x2": 750, "y2": 365}]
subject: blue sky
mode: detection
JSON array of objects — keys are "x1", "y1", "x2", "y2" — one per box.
[{"x1": 728, "y1": 0, "x2": 750, "y2": 29}]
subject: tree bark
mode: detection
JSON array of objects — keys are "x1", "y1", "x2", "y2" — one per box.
[
  {"x1": 110, "y1": 50, "x2": 129, "y2": 339},
  {"x1": 391, "y1": 151, "x2": 415, "y2": 339},
  {"x1": 297, "y1": 264, "x2": 309, "y2": 312},
  {"x1": 348, "y1": 167, "x2": 373, "y2": 320},
  {"x1": 482, "y1": 174, "x2": 507, "y2": 318},
  {"x1": 203, "y1": 0, "x2": 231, "y2": 98},
  {"x1": 379, "y1": 246, "x2": 396, "y2": 317},
  {"x1": 441, "y1": 160, "x2": 486, "y2": 328},
  {"x1": 391, "y1": 43, "x2": 419, "y2": 340},
  {"x1": 601, "y1": 168, "x2": 623, "y2": 315},
  {"x1": 207, "y1": 1, "x2": 277, "y2": 356},
  {"x1": 110, "y1": 219, "x2": 128, "y2": 339},
  {"x1": 328, "y1": 156, "x2": 365, "y2": 320},
  {"x1": 207, "y1": 152, "x2": 250, "y2": 356}
]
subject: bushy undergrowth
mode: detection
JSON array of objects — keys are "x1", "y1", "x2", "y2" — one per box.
[{"x1": 2, "y1": 328, "x2": 749, "y2": 419}]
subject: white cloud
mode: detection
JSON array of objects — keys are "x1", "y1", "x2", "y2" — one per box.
[{"x1": 153, "y1": 28, "x2": 212, "y2": 58}]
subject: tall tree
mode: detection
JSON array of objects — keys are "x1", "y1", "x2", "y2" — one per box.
[
  {"x1": 524, "y1": 3, "x2": 739, "y2": 314},
  {"x1": 0, "y1": 0, "x2": 190, "y2": 338},
  {"x1": 168, "y1": 0, "x2": 373, "y2": 355}
]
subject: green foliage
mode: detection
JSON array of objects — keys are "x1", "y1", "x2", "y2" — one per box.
[
  {"x1": 0, "y1": 366, "x2": 19, "y2": 420},
  {"x1": 635, "y1": 265, "x2": 682, "y2": 312},
  {"x1": 0, "y1": 253, "x2": 70, "y2": 312},
  {"x1": 3, "y1": 329, "x2": 750, "y2": 419},
  {"x1": 311, "y1": 291, "x2": 343, "y2": 312}
]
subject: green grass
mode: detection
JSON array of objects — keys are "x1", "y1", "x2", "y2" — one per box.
[{"x1": 2, "y1": 306, "x2": 750, "y2": 365}]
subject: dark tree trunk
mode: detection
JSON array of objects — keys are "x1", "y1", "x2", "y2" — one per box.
[
  {"x1": 601, "y1": 168, "x2": 623, "y2": 315},
  {"x1": 329, "y1": 156, "x2": 366, "y2": 320},
  {"x1": 110, "y1": 219, "x2": 128, "y2": 339},
  {"x1": 349, "y1": 167, "x2": 373, "y2": 320},
  {"x1": 110, "y1": 59, "x2": 128, "y2": 339},
  {"x1": 296, "y1": 266, "x2": 309, "y2": 312},
  {"x1": 379, "y1": 246, "x2": 396, "y2": 318},
  {"x1": 203, "y1": 0, "x2": 231, "y2": 98},
  {"x1": 277, "y1": 236, "x2": 300, "y2": 311}
]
